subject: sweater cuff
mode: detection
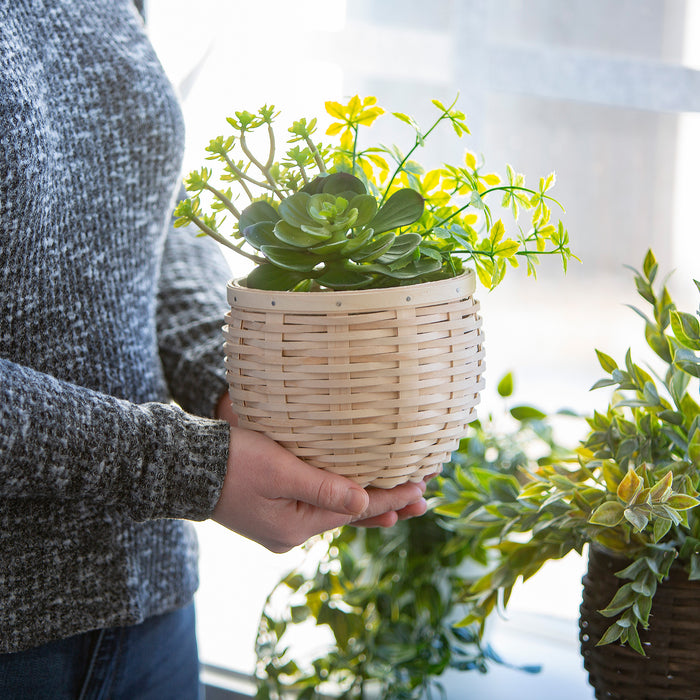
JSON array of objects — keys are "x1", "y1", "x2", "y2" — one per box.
[{"x1": 129, "y1": 403, "x2": 230, "y2": 522}]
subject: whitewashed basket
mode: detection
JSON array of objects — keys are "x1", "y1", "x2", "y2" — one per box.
[{"x1": 223, "y1": 270, "x2": 485, "y2": 488}]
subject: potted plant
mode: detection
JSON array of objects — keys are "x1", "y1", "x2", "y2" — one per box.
[
  {"x1": 175, "y1": 95, "x2": 574, "y2": 487},
  {"x1": 435, "y1": 249, "x2": 700, "y2": 698},
  {"x1": 254, "y1": 381, "x2": 553, "y2": 700}
]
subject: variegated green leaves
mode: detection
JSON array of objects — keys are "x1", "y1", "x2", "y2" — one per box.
[
  {"x1": 589, "y1": 466, "x2": 699, "y2": 537},
  {"x1": 436, "y1": 251, "x2": 700, "y2": 656}
]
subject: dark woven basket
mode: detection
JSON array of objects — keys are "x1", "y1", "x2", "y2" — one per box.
[{"x1": 579, "y1": 545, "x2": 700, "y2": 699}]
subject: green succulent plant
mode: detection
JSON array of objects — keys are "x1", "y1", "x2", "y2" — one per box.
[
  {"x1": 436, "y1": 249, "x2": 700, "y2": 655},
  {"x1": 174, "y1": 95, "x2": 575, "y2": 291},
  {"x1": 235, "y1": 171, "x2": 434, "y2": 291}
]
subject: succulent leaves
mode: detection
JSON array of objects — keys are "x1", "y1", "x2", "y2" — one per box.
[{"x1": 236, "y1": 173, "x2": 433, "y2": 290}]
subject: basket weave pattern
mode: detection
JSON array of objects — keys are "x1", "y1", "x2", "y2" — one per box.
[
  {"x1": 580, "y1": 545, "x2": 700, "y2": 699},
  {"x1": 223, "y1": 272, "x2": 484, "y2": 488}
]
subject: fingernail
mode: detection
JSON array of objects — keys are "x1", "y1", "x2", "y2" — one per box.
[{"x1": 344, "y1": 488, "x2": 368, "y2": 515}]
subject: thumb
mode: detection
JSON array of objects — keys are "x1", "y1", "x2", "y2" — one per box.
[{"x1": 281, "y1": 462, "x2": 369, "y2": 516}]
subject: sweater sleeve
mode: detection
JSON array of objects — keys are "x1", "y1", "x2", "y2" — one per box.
[
  {"x1": 0, "y1": 356, "x2": 230, "y2": 522},
  {"x1": 156, "y1": 204, "x2": 232, "y2": 419}
]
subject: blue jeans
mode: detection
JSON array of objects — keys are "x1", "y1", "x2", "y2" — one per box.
[{"x1": 0, "y1": 602, "x2": 201, "y2": 700}]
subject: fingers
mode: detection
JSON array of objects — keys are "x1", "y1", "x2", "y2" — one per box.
[
  {"x1": 275, "y1": 460, "x2": 370, "y2": 517},
  {"x1": 353, "y1": 511, "x2": 399, "y2": 528},
  {"x1": 214, "y1": 424, "x2": 432, "y2": 553},
  {"x1": 352, "y1": 481, "x2": 428, "y2": 527}
]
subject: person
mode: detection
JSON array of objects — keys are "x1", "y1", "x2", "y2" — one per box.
[{"x1": 0, "y1": 1, "x2": 428, "y2": 697}]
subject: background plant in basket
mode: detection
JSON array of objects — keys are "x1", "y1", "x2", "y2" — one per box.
[
  {"x1": 174, "y1": 95, "x2": 575, "y2": 290},
  {"x1": 253, "y1": 384, "x2": 556, "y2": 700},
  {"x1": 435, "y1": 249, "x2": 700, "y2": 655}
]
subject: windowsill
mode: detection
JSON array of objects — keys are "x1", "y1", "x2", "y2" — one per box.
[
  {"x1": 202, "y1": 612, "x2": 595, "y2": 699},
  {"x1": 196, "y1": 521, "x2": 595, "y2": 700}
]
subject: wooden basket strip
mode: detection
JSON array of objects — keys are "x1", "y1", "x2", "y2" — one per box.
[
  {"x1": 247, "y1": 414, "x2": 477, "y2": 442},
  {"x1": 226, "y1": 363, "x2": 484, "y2": 392},
  {"x1": 307, "y1": 455, "x2": 451, "y2": 473},
  {"x1": 327, "y1": 312, "x2": 355, "y2": 459},
  {"x1": 225, "y1": 367, "x2": 482, "y2": 393},
  {"x1": 224, "y1": 354, "x2": 481, "y2": 382},
  {"x1": 230, "y1": 373, "x2": 483, "y2": 410},
  {"x1": 227, "y1": 301, "x2": 477, "y2": 328},
  {"x1": 323, "y1": 461, "x2": 444, "y2": 478},
  {"x1": 224, "y1": 349, "x2": 483, "y2": 379},
  {"x1": 224, "y1": 307, "x2": 482, "y2": 334},
  {"x1": 224, "y1": 297, "x2": 481, "y2": 321},
  {"x1": 238, "y1": 386, "x2": 481, "y2": 414},
  {"x1": 235, "y1": 418, "x2": 474, "y2": 445},
  {"x1": 229, "y1": 308, "x2": 402, "y2": 328},
  {"x1": 234, "y1": 410, "x2": 476, "y2": 441},
  {"x1": 226, "y1": 378, "x2": 483, "y2": 407},
  {"x1": 223, "y1": 308, "x2": 481, "y2": 343},
  {"x1": 235, "y1": 403, "x2": 479, "y2": 431},
  {"x1": 227, "y1": 380, "x2": 481, "y2": 405},
  {"x1": 290, "y1": 437, "x2": 445, "y2": 462},
  {"x1": 222, "y1": 333, "x2": 483, "y2": 360},
  {"x1": 291, "y1": 429, "x2": 467, "y2": 457},
  {"x1": 228, "y1": 273, "x2": 475, "y2": 311},
  {"x1": 233, "y1": 395, "x2": 479, "y2": 423},
  {"x1": 270, "y1": 430, "x2": 458, "y2": 452},
  {"x1": 231, "y1": 381, "x2": 483, "y2": 424},
  {"x1": 223, "y1": 328, "x2": 482, "y2": 358},
  {"x1": 228, "y1": 382, "x2": 481, "y2": 411},
  {"x1": 224, "y1": 312, "x2": 481, "y2": 341},
  {"x1": 318, "y1": 456, "x2": 452, "y2": 483},
  {"x1": 232, "y1": 343, "x2": 484, "y2": 369}
]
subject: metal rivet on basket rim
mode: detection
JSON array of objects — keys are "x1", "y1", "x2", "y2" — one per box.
[
  {"x1": 405, "y1": 296, "x2": 411, "y2": 302},
  {"x1": 336, "y1": 301, "x2": 342, "y2": 307}
]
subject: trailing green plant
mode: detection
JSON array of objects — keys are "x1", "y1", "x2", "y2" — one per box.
[
  {"x1": 436, "y1": 249, "x2": 700, "y2": 655},
  {"x1": 174, "y1": 95, "x2": 575, "y2": 290},
  {"x1": 253, "y1": 383, "x2": 563, "y2": 700}
]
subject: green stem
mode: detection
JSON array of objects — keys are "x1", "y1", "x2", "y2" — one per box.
[
  {"x1": 239, "y1": 132, "x2": 285, "y2": 201},
  {"x1": 304, "y1": 135, "x2": 327, "y2": 173},
  {"x1": 298, "y1": 162, "x2": 309, "y2": 185},
  {"x1": 203, "y1": 183, "x2": 241, "y2": 219},
  {"x1": 221, "y1": 152, "x2": 273, "y2": 201},
  {"x1": 381, "y1": 95, "x2": 460, "y2": 203},
  {"x1": 187, "y1": 215, "x2": 266, "y2": 264},
  {"x1": 351, "y1": 125, "x2": 359, "y2": 176},
  {"x1": 456, "y1": 247, "x2": 569, "y2": 262},
  {"x1": 265, "y1": 123, "x2": 276, "y2": 170},
  {"x1": 479, "y1": 185, "x2": 564, "y2": 212},
  {"x1": 430, "y1": 184, "x2": 560, "y2": 232}
]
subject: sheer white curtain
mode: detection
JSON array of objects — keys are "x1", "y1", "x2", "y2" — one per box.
[{"x1": 146, "y1": 0, "x2": 700, "y2": 691}]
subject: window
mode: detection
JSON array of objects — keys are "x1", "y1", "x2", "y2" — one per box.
[{"x1": 146, "y1": 1, "x2": 700, "y2": 696}]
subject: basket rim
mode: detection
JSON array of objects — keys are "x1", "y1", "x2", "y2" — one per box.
[{"x1": 227, "y1": 268, "x2": 476, "y2": 312}]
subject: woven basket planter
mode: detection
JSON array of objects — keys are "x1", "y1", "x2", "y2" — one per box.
[
  {"x1": 579, "y1": 545, "x2": 700, "y2": 699},
  {"x1": 223, "y1": 270, "x2": 484, "y2": 488}
]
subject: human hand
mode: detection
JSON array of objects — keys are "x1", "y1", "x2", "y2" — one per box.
[{"x1": 214, "y1": 394, "x2": 428, "y2": 552}]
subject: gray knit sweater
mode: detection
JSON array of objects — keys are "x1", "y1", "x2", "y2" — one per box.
[{"x1": 0, "y1": 0, "x2": 232, "y2": 653}]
